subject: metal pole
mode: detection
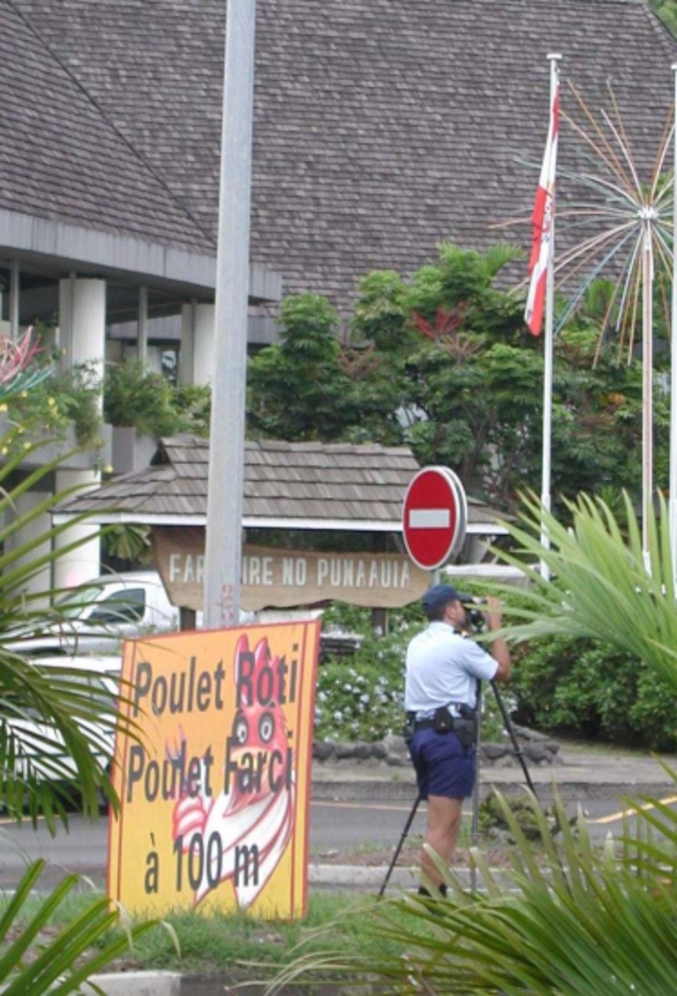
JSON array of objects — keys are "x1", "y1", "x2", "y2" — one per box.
[
  {"x1": 641, "y1": 212, "x2": 654, "y2": 568},
  {"x1": 138, "y1": 285, "x2": 148, "y2": 364},
  {"x1": 204, "y1": 0, "x2": 257, "y2": 629},
  {"x1": 9, "y1": 261, "x2": 19, "y2": 341},
  {"x1": 378, "y1": 792, "x2": 422, "y2": 900},
  {"x1": 539, "y1": 53, "x2": 561, "y2": 582},
  {"x1": 470, "y1": 680, "x2": 482, "y2": 895},
  {"x1": 490, "y1": 680, "x2": 537, "y2": 797},
  {"x1": 669, "y1": 63, "x2": 677, "y2": 591}
]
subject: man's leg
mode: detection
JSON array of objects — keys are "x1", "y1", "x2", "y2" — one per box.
[{"x1": 421, "y1": 794, "x2": 463, "y2": 891}]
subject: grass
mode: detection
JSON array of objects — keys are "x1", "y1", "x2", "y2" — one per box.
[{"x1": 0, "y1": 889, "x2": 420, "y2": 981}]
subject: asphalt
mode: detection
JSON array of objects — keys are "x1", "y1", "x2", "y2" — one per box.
[{"x1": 81, "y1": 745, "x2": 677, "y2": 995}]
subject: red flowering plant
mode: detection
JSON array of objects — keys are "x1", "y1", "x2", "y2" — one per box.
[{"x1": 0, "y1": 327, "x2": 102, "y2": 454}]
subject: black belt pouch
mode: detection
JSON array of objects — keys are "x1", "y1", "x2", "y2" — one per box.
[{"x1": 433, "y1": 705, "x2": 454, "y2": 733}]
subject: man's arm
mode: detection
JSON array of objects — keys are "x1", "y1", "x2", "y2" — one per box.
[{"x1": 485, "y1": 596, "x2": 511, "y2": 681}]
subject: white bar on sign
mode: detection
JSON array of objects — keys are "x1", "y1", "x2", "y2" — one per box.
[{"x1": 409, "y1": 509, "x2": 450, "y2": 529}]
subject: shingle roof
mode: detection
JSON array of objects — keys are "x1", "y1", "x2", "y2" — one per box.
[
  {"x1": 0, "y1": 0, "x2": 213, "y2": 253},
  {"x1": 6, "y1": 0, "x2": 677, "y2": 308},
  {"x1": 55, "y1": 436, "x2": 506, "y2": 533}
]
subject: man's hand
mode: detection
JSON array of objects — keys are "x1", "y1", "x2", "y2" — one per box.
[
  {"x1": 485, "y1": 595, "x2": 502, "y2": 632},
  {"x1": 485, "y1": 596, "x2": 511, "y2": 680}
]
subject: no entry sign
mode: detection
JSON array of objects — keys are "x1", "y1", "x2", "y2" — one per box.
[{"x1": 402, "y1": 466, "x2": 467, "y2": 571}]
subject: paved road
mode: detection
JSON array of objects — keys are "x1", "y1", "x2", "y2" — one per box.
[{"x1": 0, "y1": 794, "x2": 670, "y2": 891}]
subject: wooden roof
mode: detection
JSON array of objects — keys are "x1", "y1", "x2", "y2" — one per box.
[
  {"x1": 4, "y1": 1, "x2": 676, "y2": 311},
  {"x1": 53, "y1": 436, "x2": 507, "y2": 535}
]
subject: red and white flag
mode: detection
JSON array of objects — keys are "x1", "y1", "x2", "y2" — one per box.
[{"x1": 524, "y1": 85, "x2": 560, "y2": 336}]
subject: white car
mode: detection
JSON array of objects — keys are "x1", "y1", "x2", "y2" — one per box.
[
  {"x1": 8, "y1": 570, "x2": 180, "y2": 656},
  {"x1": 9, "y1": 655, "x2": 122, "y2": 789}
]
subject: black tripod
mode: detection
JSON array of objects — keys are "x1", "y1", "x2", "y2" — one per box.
[{"x1": 377, "y1": 679, "x2": 537, "y2": 900}]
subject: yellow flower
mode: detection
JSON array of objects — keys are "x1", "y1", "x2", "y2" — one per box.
[
  {"x1": 103, "y1": 464, "x2": 114, "y2": 474},
  {"x1": 47, "y1": 397, "x2": 56, "y2": 407},
  {"x1": 0, "y1": 403, "x2": 7, "y2": 413},
  {"x1": 19, "y1": 391, "x2": 27, "y2": 398},
  {"x1": 1, "y1": 447, "x2": 7, "y2": 455},
  {"x1": 23, "y1": 441, "x2": 30, "y2": 450}
]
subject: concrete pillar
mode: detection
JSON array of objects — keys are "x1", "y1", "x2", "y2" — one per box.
[
  {"x1": 138, "y1": 285, "x2": 148, "y2": 364},
  {"x1": 179, "y1": 302, "x2": 196, "y2": 385},
  {"x1": 4, "y1": 492, "x2": 52, "y2": 606},
  {"x1": 180, "y1": 301, "x2": 215, "y2": 386},
  {"x1": 59, "y1": 276, "x2": 106, "y2": 376},
  {"x1": 9, "y1": 261, "x2": 19, "y2": 340},
  {"x1": 52, "y1": 469, "x2": 102, "y2": 590},
  {"x1": 54, "y1": 277, "x2": 107, "y2": 589}
]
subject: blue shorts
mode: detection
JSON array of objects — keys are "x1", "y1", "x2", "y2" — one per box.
[{"x1": 409, "y1": 728, "x2": 476, "y2": 800}]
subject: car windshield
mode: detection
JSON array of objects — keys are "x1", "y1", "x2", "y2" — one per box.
[
  {"x1": 88, "y1": 589, "x2": 145, "y2": 625},
  {"x1": 54, "y1": 585, "x2": 105, "y2": 619}
]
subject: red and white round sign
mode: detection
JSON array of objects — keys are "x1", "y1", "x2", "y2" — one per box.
[{"x1": 402, "y1": 466, "x2": 467, "y2": 571}]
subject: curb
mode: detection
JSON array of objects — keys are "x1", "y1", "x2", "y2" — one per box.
[
  {"x1": 311, "y1": 776, "x2": 677, "y2": 804},
  {"x1": 82, "y1": 971, "x2": 181, "y2": 995},
  {"x1": 308, "y1": 863, "x2": 520, "y2": 892}
]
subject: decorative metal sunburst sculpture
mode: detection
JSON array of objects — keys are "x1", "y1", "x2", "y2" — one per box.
[{"x1": 554, "y1": 82, "x2": 674, "y2": 366}]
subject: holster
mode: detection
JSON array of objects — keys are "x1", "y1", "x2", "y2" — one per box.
[
  {"x1": 453, "y1": 716, "x2": 478, "y2": 749},
  {"x1": 402, "y1": 711, "x2": 416, "y2": 745},
  {"x1": 436, "y1": 705, "x2": 477, "y2": 747}
]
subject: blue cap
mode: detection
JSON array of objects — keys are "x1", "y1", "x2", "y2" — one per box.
[{"x1": 422, "y1": 583, "x2": 472, "y2": 613}]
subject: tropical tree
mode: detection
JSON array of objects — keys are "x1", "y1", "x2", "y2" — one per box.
[
  {"x1": 247, "y1": 244, "x2": 655, "y2": 513},
  {"x1": 0, "y1": 428, "x2": 131, "y2": 826},
  {"x1": 267, "y1": 492, "x2": 677, "y2": 995},
  {"x1": 480, "y1": 489, "x2": 677, "y2": 680},
  {"x1": 0, "y1": 330, "x2": 155, "y2": 989},
  {"x1": 247, "y1": 294, "x2": 356, "y2": 441}
]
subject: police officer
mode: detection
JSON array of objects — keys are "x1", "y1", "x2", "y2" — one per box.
[{"x1": 404, "y1": 583, "x2": 511, "y2": 897}]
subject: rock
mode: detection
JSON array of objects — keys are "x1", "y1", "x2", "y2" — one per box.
[
  {"x1": 523, "y1": 742, "x2": 553, "y2": 764},
  {"x1": 382, "y1": 734, "x2": 408, "y2": 755},
  {"x1": 335, "y1": 742, "x2": 358, "y2": 759},
  {"x1": 513, "y1": 724, "x2": 550, "y2": 742},
  {"x1": 481, "y1": 743, "x2": 511, "y2": 761},
  {"x1": 313, "y1": 742, "x2": 335, "y2": 762}
]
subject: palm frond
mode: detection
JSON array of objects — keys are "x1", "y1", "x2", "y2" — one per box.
[{"x1": 0, "y1": 859, "x2": 157, "y2": 994}]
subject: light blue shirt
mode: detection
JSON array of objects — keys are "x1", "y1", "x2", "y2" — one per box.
[{"x1": 404, "y1": 621, "x2": 498, "y2": 718}]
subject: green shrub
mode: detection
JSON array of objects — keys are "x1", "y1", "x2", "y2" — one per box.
[
  {"x1": 512, "y1": 636, "x2": 677, "y2": 751},
  {"x1": 104, "y1": 359, "x2": 181, "y2": 437},
  {"x1": 315, "y1": 661, "x2": 404, "y2": 741},
  {"x1": 104, "y1": 361, "x2": 212, "y2": 438},
  {"x1": 3, "y1": 362, "x2": 102, "y2": 448},
  {"x1": 173, "y1": 382, "x2": 211, "y2": 436}
]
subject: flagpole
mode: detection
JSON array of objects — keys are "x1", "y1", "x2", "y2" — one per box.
[
  {"x1": 540, "y1": 53, "x2": 561, "y2": 582},
  {"x1": 641, "y1": 208, "x2": 654, "y2": 571},
  {"x1": 670, "y1": 62, "x2": 677, "y2": 592}
]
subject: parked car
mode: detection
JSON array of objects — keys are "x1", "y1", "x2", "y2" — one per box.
[
  {"x1": 9, "y1": 655, "x2": 122, "y2": 789},
  {"x1": 8, "y1": 570, "x2": 180, "y2": 656}
]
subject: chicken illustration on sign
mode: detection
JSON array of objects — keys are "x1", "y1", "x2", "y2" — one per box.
[
  {"x1": 171, "y1": 635, "x2": 295, "y2": 908},
  {"x1": 108, "y1": 622, "x2": 318, "y2": 919}
]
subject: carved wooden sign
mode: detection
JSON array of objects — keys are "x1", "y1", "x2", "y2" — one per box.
[{"x1": 152, "y1": 527, "x2": 429, "y2": 611}]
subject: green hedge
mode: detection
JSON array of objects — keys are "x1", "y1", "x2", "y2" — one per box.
[{"x1": 512, "y1": 636, "x2": 677, "y2": 752}]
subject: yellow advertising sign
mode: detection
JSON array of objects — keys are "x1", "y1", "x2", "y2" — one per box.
[{"x1": 108, "y1": 621, "x2": 320, "y2": 919}]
